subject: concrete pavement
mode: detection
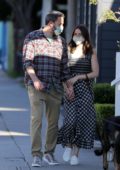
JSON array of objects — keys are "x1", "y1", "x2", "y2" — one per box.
[{"x1": 0, "y1": 70, "x2": 114, "y2": 170}]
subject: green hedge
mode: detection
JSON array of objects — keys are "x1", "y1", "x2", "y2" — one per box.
[
  {"x1": 95, "y1": 103, "x2": 115, "y2": 125},
  {"x1": 93, "y1": 83, "x2": 115, "y2": 104}
]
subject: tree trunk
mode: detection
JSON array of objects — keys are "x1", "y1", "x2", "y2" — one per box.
[
  {"x1": 5, "y1": 0, "x2": 35, "y2": 74},
  {"x1": 13, "y1": 19, "x2": 32, "y2": 74}
]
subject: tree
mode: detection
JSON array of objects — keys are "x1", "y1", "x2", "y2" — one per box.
[
  {"x1": 0, "y1": 0, "x2": 11, "y2": 20},
  {"x1": 5, "y1": 0, "x2": 36, "y2": 33},
  {"x1": 5, "y1": 0, "x2": 36, "y2": 74}
]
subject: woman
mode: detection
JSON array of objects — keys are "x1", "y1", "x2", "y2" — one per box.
[{"x1": 57, "y1": 25, "x2": 99, "y2": 165}]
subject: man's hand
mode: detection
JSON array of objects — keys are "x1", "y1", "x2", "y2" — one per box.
[
  {"x1": 26, "y1": 66, "x2": 44, "y2": 91},
  {"x1": 67, "y1": 85, "x2": 75, "y2": 101},
  {"x1": 64, "y1": 81, "x2": 75, "y2": 101},
  {"x1": 33, "y1": 79, "x2": 44, "y2": 91}
]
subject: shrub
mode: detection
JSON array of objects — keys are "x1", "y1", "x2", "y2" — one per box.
[
  {"x1": 95, "y1": 103, "x2": 115, "y2": 126},
  {"x1": 93, "y1": 83, "x2": 115, "y2": 104}
]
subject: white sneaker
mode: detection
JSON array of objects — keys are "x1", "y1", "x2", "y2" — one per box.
[
  {"x1": 43, "y1": 153, "x2": 59, "y2": 165},
  {"x1": 32, "y1": 156, "x2": 42, "y2": 167},
  {"x1": 70, "y1": 155, "x2": 79, "y2": 165},
  {"x1": 63, "y1": 147, "x2": 72, "y2": 162}
]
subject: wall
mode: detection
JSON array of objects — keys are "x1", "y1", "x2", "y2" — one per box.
[{"x1": 97, "y1": 0, "x2": 120, "y2": 82}]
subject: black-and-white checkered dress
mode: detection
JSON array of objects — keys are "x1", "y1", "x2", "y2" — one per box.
[{"x1": 57, "y1": 54, "x2": 96, "y2": 149}]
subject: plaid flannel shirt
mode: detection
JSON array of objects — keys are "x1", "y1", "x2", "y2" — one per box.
[{"x1": 22, "y1": 28, "x2": 71, "y2": 93}]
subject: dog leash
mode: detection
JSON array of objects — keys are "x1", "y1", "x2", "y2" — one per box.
[{"x1": 104, "y1": 119, "x2": 120, "y2": 128}]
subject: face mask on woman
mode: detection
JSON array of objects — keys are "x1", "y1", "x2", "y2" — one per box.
[
  {"x1": 73, "y1": 35, "x2": 85, "y2": 45},
  {"x1": 54, "y1": 25, "x2": 64, "y2": 36}
]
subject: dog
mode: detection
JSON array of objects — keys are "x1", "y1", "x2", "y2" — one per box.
[{"x1": 94, "y1": 115, "x2": 120, "y2": 170}]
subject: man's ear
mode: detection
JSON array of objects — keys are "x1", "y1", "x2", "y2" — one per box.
[{"x1": 48, "y1": 21, "x2": 54, "y2": 27}]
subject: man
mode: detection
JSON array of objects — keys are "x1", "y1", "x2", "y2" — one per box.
[{"x1": 23, "y1": 10, "x2": 74, "y2": 167}]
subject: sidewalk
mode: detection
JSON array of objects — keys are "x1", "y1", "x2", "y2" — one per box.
[{"x1": 0, "y1": 70, "x2": 114, "y2": 170}]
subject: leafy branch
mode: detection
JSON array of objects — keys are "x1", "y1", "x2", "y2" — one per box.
[
  {"x1": 89, "y1": 0, "x2": 120, "y2": 23},
  {"x1": 99, "y1": 9, "x2": 120, "y2": 23},
  {"x1": 89, "y1": 0, "x2": 98, "y2": 5}
]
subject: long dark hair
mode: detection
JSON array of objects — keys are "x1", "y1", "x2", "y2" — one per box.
[{"x1": 68, "y1": 25, "x2": 93, "y2": 55}]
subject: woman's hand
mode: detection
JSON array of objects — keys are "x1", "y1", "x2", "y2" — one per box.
[{"x1": 69, "y1": 75, "x2": 79, "y2": 85}]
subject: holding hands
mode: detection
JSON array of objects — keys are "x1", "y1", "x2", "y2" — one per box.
[
  {"x1": 63, "y1": 80, "x2": 75, "y2": 101},
  {"x1": 64, "y1": 74, "x2": 88, "y2": 100}
]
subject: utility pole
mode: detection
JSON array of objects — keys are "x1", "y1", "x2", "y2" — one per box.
[
  {"x1": 41, "y1": 0, "x2": 52, "y2": 26},
  {"x1": 66, "y1": 0, "x2": 76, "y2": 42}
]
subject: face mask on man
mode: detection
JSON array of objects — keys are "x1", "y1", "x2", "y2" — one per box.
[
  {"x1": 54, "y1": 25, "x2": 64, "y2": 36},
  {"x1": 73, "y1": 35, "x2": 85, "y2": 45}
]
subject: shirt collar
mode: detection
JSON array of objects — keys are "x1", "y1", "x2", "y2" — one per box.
[{"x1": 40, "y1": 27, "x2": 59, "y2": 40}]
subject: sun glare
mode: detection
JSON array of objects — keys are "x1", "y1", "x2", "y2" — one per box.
[
  {"x1": 0, "y1": 107, "x2": 28, "y2": 112},
  {"x1": 0, "y1": 130, "x2": 29, "y2": 136}
]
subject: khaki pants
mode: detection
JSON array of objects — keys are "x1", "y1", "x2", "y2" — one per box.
[{"x1": 27, "y1": 86, "x2": 62, "y2": 157}]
